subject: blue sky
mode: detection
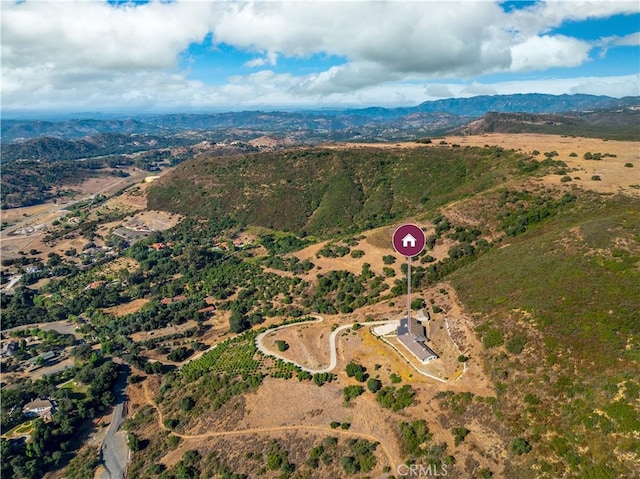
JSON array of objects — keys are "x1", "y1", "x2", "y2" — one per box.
[{"x1": 2, "y1": 0, "x2": 639, "y2": 113}]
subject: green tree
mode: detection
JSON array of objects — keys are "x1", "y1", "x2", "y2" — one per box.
[
  {"x1": 345, "y1": 362, "x2": 367, "y2": 382},
  {"x1": 128, "y1": 433, "x2": 142, "y2": 452},
  {"x1": 506, "y1": 334, "x2": 527, "y2": 354},
  {"x1": 411, "y1": 298, "x2": 425, "y2": 310},
  {"x1": 452, "y1": 427, "x2": 470, "y2": 446},
  {"x1": 509, "y1": 438, "x2": 532, "y2": 455},
  {"x1": 383, "y1": 255, "x2": 396, "y2": 265},
  {"x1": 179, "y1": 397, "x2": 196, "y2": 411},
  {"x1": 367, "y1": 378, "x2": 382, "y2": 393},
  {"x1": 343, "y1": 385, "x2": 365, "y2": 403}
]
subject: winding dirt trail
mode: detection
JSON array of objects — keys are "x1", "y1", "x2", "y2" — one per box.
[{"x1": 142, "y1": 381, "x2": 398, "y2": 472}]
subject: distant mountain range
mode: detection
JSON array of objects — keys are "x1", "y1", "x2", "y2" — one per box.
[
  {"x1": 452, "y1": 109, "x2": 640, "y2": 140},
  {"x1": 3, "y1": 93, "x2": 638, "y2": 145}
]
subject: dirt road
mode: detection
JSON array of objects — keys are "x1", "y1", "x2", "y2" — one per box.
[{"x1": 142, "y1": 382, "x2": 398, "y2": 472}]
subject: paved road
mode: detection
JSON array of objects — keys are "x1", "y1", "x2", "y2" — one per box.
[
  {"x1": 99, "y1": 366, "x2": 130, "y2": 479},
  {"x1": 255, "y1": 316, "x2": 394, "y2": 374}
]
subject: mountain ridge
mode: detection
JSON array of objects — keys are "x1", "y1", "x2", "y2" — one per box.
[{"x1": 3, "y1": 93, "x2": 638, "y2": 143}]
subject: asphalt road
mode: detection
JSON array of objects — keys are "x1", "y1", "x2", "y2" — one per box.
[{"x1": 99, "y1": 365, "x2": 130, "y2": 479}]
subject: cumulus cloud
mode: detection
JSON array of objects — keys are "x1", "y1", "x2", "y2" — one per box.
[
  {"x1": 212, "y1": 1, "x2": 514, "y2": 93},
  {"x1": 595, "y1": 32, "x2": 640, "y2": 57},
  {"x1": 244, "y1": 51, "x2": 279, "y2": 68},
  {"x1": 569, "y1": 74, "x2": 640, "y2": 97},
  {"x1": 1, "y1": 0, "x2": 216, "y2": 110},
  {"x1": 507, "y1": 0, "x2": 640, "y2": 36},
  {"x1": 1, "y1": 0, "x2": 638, "y2": 111},
  {"x1": 2, "y1": 1, "x2": 215, "y2": 70},
  {"x1": 510, "y1": 35, "x2": 592, "y2": 71},
  {"x1": 461, "y1": 82, "x2": 499, "y2": 96},
  {"x1": 425, "y1": 84, "x2": 455, "y2": 98}
]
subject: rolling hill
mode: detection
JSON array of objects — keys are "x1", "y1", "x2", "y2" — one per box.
[
  {"x1": 452, "y1": 108, "x2": 640, "y2": 140},
  {"x1": 147, "y1": 144, "x2": 526, "y2": 236},
  {"x1": 142, "y1": 134, "x2": 639, "y2": 477}
]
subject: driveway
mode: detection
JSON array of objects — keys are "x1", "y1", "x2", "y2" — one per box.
[{"x1": 255, "y1": 316, "x2": 394, "y2": 373}]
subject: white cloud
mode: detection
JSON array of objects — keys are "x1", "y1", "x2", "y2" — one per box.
[
  {"x1": 244, "y1": 58, "x2": 268, "y2": 68},
  {"x1": 510, "y1": 35, "x2": 592, "y2": 71},
  {"x1": 1, "y1": 0, "x2": 638, "y2": 111},
  {"x1": 596, "y1": 31, "x2": 640, "y2": 51},
  {"x1": 461, "y1": 82, "x2": 499, "y2": 96},
  {"x1": 1, "y1": 1, "x2": 215, "y2": 71},
  {"x1": 569, "y1": 75, "x2": 640, "y2": 97},
  {"x1": 507, "y1": 0, "x2": 640, "y2": 36},
  {"x1": 610, "y1": 32, "x2": 640, "y2": 47},
  {"x1": 244, "y1": 51, "x2": 279, "y2": 68},
  {"x1": 212, "y1": 1, "x2": 514, "y2": 93},
  {"x1": 457, "y1": 74, "x2": 640, "y2": 98},
  {"x1": 425, "y1": 84, "x2": 455, "y2": 98}
]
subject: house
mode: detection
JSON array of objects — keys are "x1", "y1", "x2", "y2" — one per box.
[
  {"x1": 84, "y1": 280, "x2": 106, "y2": 290},
  {"x1": 397, "y1": 316, "x2": 438, "y2": 363},
  {"x1": 160, "y1": 295, "x2": 187, "y2": 305},
  {"x1": 1, "y1": 341, "x2": 18, "y2": 357},
  {"x1": 28, "y1": 351, "x2": 56, "y2": 366},
  {"x1": 197, "y1": 305, "x2": 215, "y2": 314},
  {"x1": 22, "y1": 399, "x2": 56, "y2": 421}
]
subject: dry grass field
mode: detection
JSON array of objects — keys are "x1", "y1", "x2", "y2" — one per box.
[
  {"x1": 445, "y1": 133, "x2": 640, "y2": 196},
  {"x1": 329, "y1": 133, "x2": 639, "y2": 196},
  {"x1": 136, "y1": 292, "x2": 504, "y2": 476},
  {"x1": 103, "y1": 298, "x2": 150, "y2": 318}
]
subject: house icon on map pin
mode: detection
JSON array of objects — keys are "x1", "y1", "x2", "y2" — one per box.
[{"x1": 401, "y1": 233, "x2": 417, "y2": 248}]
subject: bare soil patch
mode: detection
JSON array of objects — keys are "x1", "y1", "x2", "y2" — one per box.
[
  {"x1": 96, "y1": 257, "x2": 140, "y2": 276},
  {"x1": 130, "y1": 319, "x2": 198, "y2": 344},
  {"x1": 103, "y1": 298, "x2": 150, "y2": 317},
  {"x1": 262, "y1": 321, "x2": 333, "y2": 369},
  {"x1": 1, "y1": 203, "x2": 55, "y2": 224},
  {"x1": 125, "y1": 209, "x2": 182, "y2": 231},
  {"x1": 74, "y1": 166, "x2": 156, "y2": 197}
]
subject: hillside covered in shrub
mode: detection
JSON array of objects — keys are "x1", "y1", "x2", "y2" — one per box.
[{"x1": 148, "y1": 145, "x2": 526, "y2": 236}]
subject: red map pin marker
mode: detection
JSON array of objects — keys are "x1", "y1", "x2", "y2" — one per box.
[{"x1": 392, "y1": 223, "x2": 426, "y2": 257}]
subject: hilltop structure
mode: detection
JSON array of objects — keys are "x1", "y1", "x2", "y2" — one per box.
[{"x1": 397, "y1": 309, "x2": 438, "y2": 363}]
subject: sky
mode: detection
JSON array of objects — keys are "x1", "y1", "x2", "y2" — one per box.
[{"x1": 1, "y1": 0, "x2": 639, "y2": 113}]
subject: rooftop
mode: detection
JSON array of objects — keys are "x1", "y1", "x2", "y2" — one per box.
[
  {"x1": 23, "y1": 399, "x2": 54, "y2": 412},
  {"x1": 397, "y1": 317, "x2": 438, "y2": 363}
]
